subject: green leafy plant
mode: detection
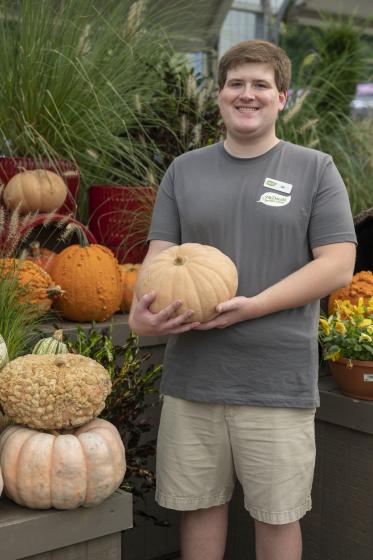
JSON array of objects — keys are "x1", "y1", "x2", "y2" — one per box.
[
  {"x1": 65, "y1": 325, "x2": 162, "y2": 508},
  {"x1": 278, "y1": 18, "x2": 373, "y2": 216},
  {"x1": 112, "y1": 55, "x2": 223, "y2": 256},
  {"x1": 319, "y1": 298, "x2": 373, "y2": 362}
]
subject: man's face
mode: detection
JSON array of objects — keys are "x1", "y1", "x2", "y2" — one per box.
[{"x1": 218, "y1": 62, "x2": 287, "y2": 141}]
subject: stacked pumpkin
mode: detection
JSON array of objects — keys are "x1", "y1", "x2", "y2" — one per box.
[{"x1": 0, "y1": 333, "x2": 126, "y2": 509}]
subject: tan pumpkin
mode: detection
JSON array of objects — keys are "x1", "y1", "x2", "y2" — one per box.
[
  {"x1": 49, "y1": 230, "x2": 122, "y2": 322},
  {"x1": 328, "y1": 270, "x2": 373, "y2": 315},
  {"x1": 136, "y1": 243, "x2": 238, "y2": 323},
  {"x1": 120, "y1": 263, "x2": 141, "y2": 313},
  {"x1": 0, "y1": 258, "x2": 62, "y2": 312},
  {"x1": 0, "y1": 418, "x2": 126, "y2": 509},
  {"x1": 0, "y1": 353, "x2": 112, "y2": 430},
  {"x1": 3, "y1": 169, "x2": 67, "y2": 213}
]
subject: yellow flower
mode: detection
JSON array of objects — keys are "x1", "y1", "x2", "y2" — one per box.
[
  {"x1": 358, "y1": 318, "x2": 372, "y2": 329},
  {"x1": 357, "y1": 297, "x2": 366, "y2": 313},
  {"x1": 359, "y1": 333, "x2": 372, "y2": 343},
  {"x1": 319, "y1": 318, "x2": 330, "y2": 335},
  {"x1": 339, "y1": 300, "x2": 353, "y2": 316},
  {"x1": 368, "y1": 297, "x2": 373, "y2": 313},
  {"x1": 335, "y1": 322, "x2": 346, "y2": 335},
  {"x1": 367, "y1": 326, "x2": 373, "y2": 335},
  {"x1": 328, "y1": 350, "x2": 341, "y2": 362}
]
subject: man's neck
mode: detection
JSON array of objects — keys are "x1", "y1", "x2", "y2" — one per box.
[{"x1": 224, "y1": 134, "x2": 280, "y2": 159}]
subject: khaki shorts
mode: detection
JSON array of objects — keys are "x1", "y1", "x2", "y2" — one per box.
[{"x1": 155, "y1": 395, "x2": 316, "y2": 525}]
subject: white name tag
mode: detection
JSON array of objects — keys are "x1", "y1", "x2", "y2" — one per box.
[
  {"x1": 363, "y1": 374, "x2": 373, "y2": 383},
  {"x1": 264, "y1": 177, "x2": 293, "y2": 194}
]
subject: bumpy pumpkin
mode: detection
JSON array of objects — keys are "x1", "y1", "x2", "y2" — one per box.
[
  {"x1": 3, "y1": 169, "x2": 67, "y2": 213},
  {"x1": 49, "y1": 231, "x2": 122, "y2": 322},
  {"x1": 0, "y1": 418, "x2": 126, "y2": 509},
  {"x1": 136, "y1": 243, "x2": 238, "y2": 323},
  {"x1": 26, "y1": 241, "x2": 56, "y2": 274},
  {"x1": 328, "y1": 270, "x2": 373, "y2": 314},
  {"x1": 120, "y1": 263, "x2": 141, "y2": 313},
  {"x1": 0, "y1": 259, "x2": 62, "y2": 312},
  {"x1": 0, "y1": 354, "x2": 112, "y2": 430},
  {"x1": 32, "y1": 330, "x2": 68, "y2": 355}
]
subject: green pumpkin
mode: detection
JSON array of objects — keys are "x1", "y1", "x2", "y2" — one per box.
[
  {"x1": 32, "y1": 330, "x2": 68, "y2": 355},
  {"x1": 0, "y1": 335, "x2": 9, "y2": 370}
]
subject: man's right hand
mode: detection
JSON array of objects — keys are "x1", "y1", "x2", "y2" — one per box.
[{"x1": 129, "y1": 291, "x2": 200, "y2": 336}]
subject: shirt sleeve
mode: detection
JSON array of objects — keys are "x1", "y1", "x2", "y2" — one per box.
[
  {"x1": 147, "y1": 162, "x2": 181, "y2": 244},
  {"x1": 308, "y1": 156, "x2": 357, "y2": 249}
]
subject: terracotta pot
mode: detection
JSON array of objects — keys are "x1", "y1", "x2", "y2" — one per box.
[
  {"x1": 88, "y1": 184, "x2": 156, "y2": 263},
  {"x1": 329, "y1": 358, "x2": 373, "y2": 400},
  {"x1": 0, "y1": 156, "x2": 79, "y2": 215}
]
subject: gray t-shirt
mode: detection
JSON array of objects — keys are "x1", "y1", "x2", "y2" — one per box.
[{"x1": 148, "y1": 140, "x2": 357, "y2": 407}]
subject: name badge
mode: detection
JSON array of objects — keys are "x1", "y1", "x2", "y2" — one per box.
[{"x1": 264, "y1": 177, "x2": 293, "y2": 194}]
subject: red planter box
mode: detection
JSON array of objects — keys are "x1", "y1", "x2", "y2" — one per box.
[{"x1": 88, "y1": 184, "x2": 155, "y2": 263}]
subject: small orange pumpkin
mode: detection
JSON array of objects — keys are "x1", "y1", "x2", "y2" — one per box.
[
  {"x1": 328, "y1": 270, "x2": 373, "y2": 315},
  {"x1": 3, "y1": 169, "x2": 67, "y2": 213},
  {"x1": 0, "y1": 258, "x2": 62, "y2": 312},
  {"x1": 26, "y1": 241, "x2": 56, "y2": 274},
  {"x1": 50, "y1": 229, "x2": 122, "y2": 322},
  {"x1": 119, "y1": 263, "x2": 141, "y2": 313}
]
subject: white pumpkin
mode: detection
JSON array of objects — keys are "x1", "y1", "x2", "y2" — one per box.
[
  {"x1": 0, "y1": 336, "x2": 9, "y2": 370},
  {"x1": 0, "y1": 418, "x2": 126, "y2": 509}
]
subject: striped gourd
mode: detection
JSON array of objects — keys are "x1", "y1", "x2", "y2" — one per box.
[{"x1": 32, "y1": 330, "x2": 68, "y2": 355}]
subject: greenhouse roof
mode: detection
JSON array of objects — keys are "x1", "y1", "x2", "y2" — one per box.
[{"x1": 283, "y1": 0, "x2": 373, "y2": 34}]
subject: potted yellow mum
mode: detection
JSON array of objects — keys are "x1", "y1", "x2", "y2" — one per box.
[{"x1": 318, "y1": 297, "x2": 373, "y2": 399}]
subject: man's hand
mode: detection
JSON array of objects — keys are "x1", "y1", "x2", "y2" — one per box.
[
  {"x1": 194, "y1": 296, "x2": 255, "y2": 330},
  {"x1": 129, "y1": 292, "x2": 201, "y2": 336}
]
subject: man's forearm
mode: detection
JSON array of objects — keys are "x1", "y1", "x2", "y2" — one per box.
[{"x1": 247, "y1": 252, "x2": 355, "y2": 320}]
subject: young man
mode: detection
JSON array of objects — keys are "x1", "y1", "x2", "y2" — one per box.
[{"x1": 129, "y1": 40, "x2": 356, "y2": 560}]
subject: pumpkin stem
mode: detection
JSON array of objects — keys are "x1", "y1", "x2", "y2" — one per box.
[
  {"x1": 29, "y1": 241, "x2": 42, "y2": 257},
  {"x1": 75, "y1": 225, "x2": 90, "y2": 248},
  {"x1": 47, "y1": 285, "x2": 64, "y2": 299},
  {"x1": 53, "y1": 329, "x2": 64, "y2": 342}
]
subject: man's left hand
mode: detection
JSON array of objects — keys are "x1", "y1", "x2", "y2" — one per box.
[{"x1": 194, "y1": 296, "x2": 254, "y2": 330}]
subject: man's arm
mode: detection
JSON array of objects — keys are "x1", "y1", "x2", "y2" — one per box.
[
  {"x1": 196, "y1": 241, "x2": 356, "y2": 330},
  {"x1": 128, "y1": 240, "x2": 201, "y2": 336}
]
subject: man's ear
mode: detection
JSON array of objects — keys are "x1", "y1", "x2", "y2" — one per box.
[{"x1": 279, "y1": 90, "x2": 288, "y2": 112}]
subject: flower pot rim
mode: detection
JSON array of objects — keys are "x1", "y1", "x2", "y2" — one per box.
[{"x1": 330, "y1": 357, "x2": 373, "y2": 367}]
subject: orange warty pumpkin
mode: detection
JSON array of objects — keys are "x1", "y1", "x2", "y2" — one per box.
[
  {"x1": 136, "y1": 243, "x2": 238, "y2": 323},
  {"x1": 49, "y1": 231, "x2": 122, "y2": 322},
  {"x1": 328, "y1": 270, "x2": 373, "y2": 315},
  {"x1": 0, "y1": 418, "x2": 126, "y2": 509},
  {"x1": 3, "y1": 169, "x2": 67, "y2": 213},
  {"x1": 120, "y1": 263, "x2": 141, "y2": 313},
  {"x1": 0, "y1": 258, "x2": 62, "y2": 311}
]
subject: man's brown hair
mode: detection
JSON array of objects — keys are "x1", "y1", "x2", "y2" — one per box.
[{"x1": 218, "y1": 39, "x2": 291, "y2": 92}]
